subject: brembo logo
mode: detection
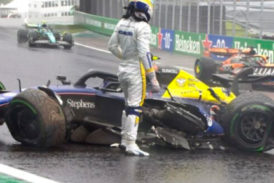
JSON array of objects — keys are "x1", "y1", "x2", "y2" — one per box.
[
  {"x1": 253, "y1": 67, "x2": 274, "y2": 76},
  {"x1": 67, "y1": 99, "x2": 95, "y2": 109},
  {"x1": 161, "y1": 68, "x2": 178, "y2": 74}
]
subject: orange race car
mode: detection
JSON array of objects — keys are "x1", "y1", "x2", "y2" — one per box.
[{"x1": 194, "y1": 47, "x2": 274, "y2": 92}]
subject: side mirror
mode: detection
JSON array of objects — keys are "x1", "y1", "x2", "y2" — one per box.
[
  {"x1": 151, "y1": 53, "x2": 160, "y2": 61},
  {"x1": 56, "y1": 76, "x2": 71, "y2": 85},
  {"x1": 152, "y1": 55, "x2": 160, "y2": 61}
]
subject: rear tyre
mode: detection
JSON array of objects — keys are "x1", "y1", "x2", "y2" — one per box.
[
  {"x1": 17, "y1": 29, "x2": 29, "y2": 43},
  {"x1": 5, "y1": 89, "x2": 66, "y2": 147},
  {"x1": 63, "y1": 33, "x2": 73, "y2": 49},
  {"x1": 194, "y1": 57, "x2": 217, "y2": 85},
  {"x1": 222, "y1": 92, "x2": 274, "y2": 152}
]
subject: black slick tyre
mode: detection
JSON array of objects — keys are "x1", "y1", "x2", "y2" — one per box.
[
  {"x1": 17, "y1": 29, "x2": 29, "y2": 43},
  {"x1": 194, "y1": 57, "x2": 217, "y2": 85},
  {"x1": 222, "y1": 92, "x2": 274, "y2": 152},
  {"x1": 5, "y1": 88, "x2": 66, "y2": 147},
  {"x1": 62, "y1": 33, "x2": 73, "y2": 49}
]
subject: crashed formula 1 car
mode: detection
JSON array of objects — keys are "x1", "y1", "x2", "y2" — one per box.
[
  {"x1": 194, "y1": 47, "x2": 274, "y2": 92},
  {"x1": 0, "y1": 62, "x2": 274, "y2": 152},
  {"x1": 17, "y1": 23, "x2": 73, "y2": 49}
]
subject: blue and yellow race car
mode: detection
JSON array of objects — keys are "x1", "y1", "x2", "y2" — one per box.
[{"x1": 0, "y1": 63, "x2": 273, "y2": 152}]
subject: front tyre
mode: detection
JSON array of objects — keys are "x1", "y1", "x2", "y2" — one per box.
[
  {"x1": 63, "y1": 33, "x2": 73, "y2": 49},
  {"x1": 17, "y1": 29, "x2": 29, "y2": 43},
  {"x1": 222, "y1": 92, "x2": 274, "y2": 152},
  {"x1": 5, "y1": 89, "x2": 66, "y2": 147}
]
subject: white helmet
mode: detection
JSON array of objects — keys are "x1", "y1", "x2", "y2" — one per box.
[{"x1": 128, "y1": 0, "x2": 154, "y2": 22}]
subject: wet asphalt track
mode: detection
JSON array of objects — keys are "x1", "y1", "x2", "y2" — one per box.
[{"x1": 1, "y1": 26, "x2": 274, "y2": 183}]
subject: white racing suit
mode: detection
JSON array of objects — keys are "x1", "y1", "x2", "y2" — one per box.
[{"x1": 108, "y1": 17, "x2": 159, "y2": 156}]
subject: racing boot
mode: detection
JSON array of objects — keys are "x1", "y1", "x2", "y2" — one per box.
[{"x1": 121, "y1": 111, "x2": 149, "y2": 156}]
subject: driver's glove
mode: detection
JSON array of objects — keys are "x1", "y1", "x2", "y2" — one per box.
[{"x1": 147, "y1": 72, "x2": 160, "y2": 93}]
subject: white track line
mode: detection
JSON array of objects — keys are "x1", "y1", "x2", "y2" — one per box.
[
  {"x1": 75, "y1": 42, "x2": 111, "y2": 54},
  {"x1": 75, "y1": 42, "x2": 194, "y2": 72},
  {"x1": 0, "y1": 164, "x2": 59, "y2": 183}
]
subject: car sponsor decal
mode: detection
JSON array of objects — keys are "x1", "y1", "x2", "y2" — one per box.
[
  {"x1": 252, "y1": 67, "x2": 274, "y2": 76},
  {"x1": 66, "y1": 99, "x2": 95, "y2": 109},
  {"x1": 176, "y1": 78, "x2": 186, "y2": 87},
  {"x1": 207, "y1": 34, "x2": 234, "y2": 61},
  {"x1": 160, "y1": 68, "x2": 178, "y2": 74},
  {"x1": 159, "y1": 29, "x2": 174, "y2": 51}
]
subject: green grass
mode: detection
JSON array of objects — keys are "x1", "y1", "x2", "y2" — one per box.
[{"x1": 225, "y1": 21, "x2": 256, "y2": 38}]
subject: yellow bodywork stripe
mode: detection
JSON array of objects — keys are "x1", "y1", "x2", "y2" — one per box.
[
  {"x1": 135, "y1": 116, "x2": 140, "y2": 125},
  {"x1": 134, "y1": 62, "x2": 146, "y2": 125},
  {"x1": 140, "y1": 62, "x2": 146, "y2": 106}
]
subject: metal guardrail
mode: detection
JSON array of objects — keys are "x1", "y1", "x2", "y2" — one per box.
[
  {"x1": 74, "y1": 11, "x2": 274, "y2": 63},
  {"x1": 79, "y1": 0, "x2": 274, "y2": 40}
]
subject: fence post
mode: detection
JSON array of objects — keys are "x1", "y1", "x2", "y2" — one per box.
[
  {"x1": 110, "y1": 0, "x2": 113, "y2": 18},
  {"x1": 179, "y1": 0, "x2": 183, "y2": 31},
  {"x1": 245, "y1": 0, "x2": 250, "y2": 37},
  {"x1": 219, "y1": 0, "x2": 223, "y2": 35},
  {"x1": 172, "y1": 0, "x2": 176, "y2": 30},
  {"x1": 207, "y1": 1, "x2": 211, "y2": 34},
  {"x1": 165, "y1": 0, "x2": 168, "y2": 29},
  {"x1": 187, "y1": 1, "x2": 191, "y2": 32},
  {"x1": 158, "y1": 0, "x2": 162, "y2": 28},
  {"x1": 259, "y1": 0, "x2": 264, "y2": 39},
  {"x1": 102, "y1": 0, "x2": 105, "y2": 17},
  {"x1": 96, "y1": 0, "x2": 100, "y2": 15},
  {"x1": 196, "y1": 1, "x2": 199, "y2": 33},
  {"x1": 232, "y1": 0, "x2": 236, "y2": 36}
]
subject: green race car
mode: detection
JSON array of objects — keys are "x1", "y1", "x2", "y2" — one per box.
[{"x1": 17, "y1": 23, "x2": 73, "y2": 49}]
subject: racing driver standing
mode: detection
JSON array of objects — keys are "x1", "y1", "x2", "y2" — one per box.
[{"x1": 108, "y1": 0, "x2": 160, "y2": 156}]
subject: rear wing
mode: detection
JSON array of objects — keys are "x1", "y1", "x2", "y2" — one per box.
[
  {"x1": 204, "y1": 47, "x2": 257, "y2": 57},
  {"x1": 207, "y1": 48, "x2": 239, "y2": 57},
  {"x1": 24, "y1": 23, "x2": 40, "y2": 29}
]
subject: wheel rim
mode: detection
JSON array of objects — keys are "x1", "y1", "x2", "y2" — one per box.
[
  {"x1": 195, "y1": 63, "x2": 200, "y2": 74},
  {"x1": 10, "y1": 104, "x2": 40, "y2": 141},
  {"x1": 17, "y1": 108, "x2": 40, "y2": 139},
  {"x1": 239, "y1": 112, "x2": 269, "y2": 144}
]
